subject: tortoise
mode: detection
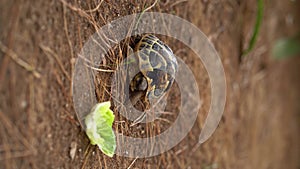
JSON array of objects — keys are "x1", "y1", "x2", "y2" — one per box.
[{"x1": 128, "y1": 34, "x2": 178, "y2": 106}]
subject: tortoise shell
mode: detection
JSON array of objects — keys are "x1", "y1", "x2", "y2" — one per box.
[{"x1": 130, "y1": 34, "x2": 178, "y2": 100}]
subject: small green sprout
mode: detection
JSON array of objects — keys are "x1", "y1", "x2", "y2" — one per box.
[
  {"x1": 85, "y1": 101, "x2": 116, "y2": 157},
  {"x1": 243, "y1": 0, "x2": 264, "y2": 56}
]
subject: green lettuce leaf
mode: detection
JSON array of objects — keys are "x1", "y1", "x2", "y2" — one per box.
[{"x1": 85, "y1": 101, "x2": 116, "y2": 157}]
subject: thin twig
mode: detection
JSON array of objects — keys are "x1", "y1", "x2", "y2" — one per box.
[
  {"x1": 130, "y1": 112, "x2": 147, "y2": 127},
  {"x1": 156, "y1": 117, "x2": 172, "y2": 124},
  {"x1": 0, "y1": 41, "x2": 41, "y2": 79},
  {"x1": 60, "y1": 0, "x2": 100, "y2": 30},
  {"x1": 174, "y1": 145, "x2": 188, "y2": 155},
  {"x1": 81, "y1": 144, "x2": 91, "y2": 169},
  {"x1": 63, "y1": 5, "x2": 74, "y2": 60},
  {"x1": 62, "y1": 4, "x2": 76, "y2": 103},
  {"x1": 40, "y1": 44, "x2": 71, "y2": 81},
  {"x1": 85, "y1": 0, "x2": 104, "y2": 13},
  {"x1": 170, "y1": 0, "x2": 187, "y2": 8},
  {"x1": 84, "y1": 63, "x2": 115, "y2": 73},
  {"x1": 127, "y1": 157, "x2": 138, "y2": 169},
  {"x1": 134, "y1": 0, "x2": 159, "y2": 30},
  {"x1": 143, "y1": 0, "x2": 159, "y2": 13}
]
